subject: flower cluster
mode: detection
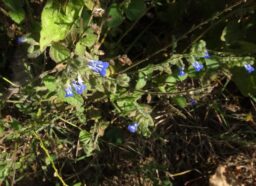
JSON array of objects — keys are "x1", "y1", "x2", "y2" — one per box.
[
  {"x1": 128, "y1": 122, "x2": 139, "y2": 133},
  {"x1": 65, "y1": 75, "x2": 86, "y2": 97},
  {"x1": 244, "y1": 64, "x2": 255, "y2": 74},
  {"x1": 64, "y1": 60, "x2": 110, "y2": 97},
  {"x1": 88, "y1": 60, "x2": 109, "y2": 77}
]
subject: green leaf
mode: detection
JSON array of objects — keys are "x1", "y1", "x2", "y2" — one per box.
[
  {"x1": 117, "y1": 74, "x2": 130, "y2": 87},
  {"x1": 43, "y1": 76, "x2": 57, "y2": 92},
  {"x1": 64, "y1": 94, "x2": 84, "y2": 110},
  {"x1": 79, "y1": 130, "x2": 95, "y2": 157},
  {"x1": 173, "y1": 96, "x2": 187, "y2": 108},
  {"x1": 3, "y1": 0, "x2": 25, "y2": 24},
  {"x1": 49, "y1": 43, "x2": 71, "y2": 63},
  {"x1": 231, "y1": 67, "x2": 256, "y2": 96},
  {"x1": 8, "y1": 9, "x2": 25, "y2": 24},
  {"x1": 40, "y1": 0, "x2": 83, "y2": 51},
  {"x1": 135, "y1": 65, "x2": 154, "y2": 90},
  {"x1": 112, "y1": 92, "x2": 142, "y2": 114},
  {"x1": 75, "y1": 32, "x2": 97, "y2": 56},
  {"x1": 107, "y1": 4, "x2": 124, "y2": 28},
  {"x1": 84, "y1": 0, "x2": 94, "y2": 10},
  {"x1": 205, "y1": 59, "x2": 219, "y2": 70},
  {"x1": 83, "y1": 32, "x2": 98, "y2": 47},
  {"x1": 125, "y1": 0, "x2": 146, "y2": 20},
  {"x1": 135, "y1": 105, "x2": 154, "y2": 137},
  {"x1": 73, "y1": 183, "x2": 82, "y2": 186}
]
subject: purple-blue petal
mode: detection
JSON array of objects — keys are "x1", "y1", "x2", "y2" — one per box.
[
  {"x1": 65, "y1": 87, "x2": 74, "y2": 97},
  {"x1": 128, "y1": 122, "x2": 139, "y2": 133},
  {"x1": 88, "y1": 60, "x2": 109, "y2": 77},
  {"x1": 192, "y1": 61, "x2": 204, "y2": 72},
  {"x1": 17, "y1": 36, "x2": 27, "y2": 44},
  {"x1": 244, "y1": 64, "x2": 255, "y2": 73},
  {"x1": 203, "y1": 51, "x2": 210, "y2": 59},
  {"x1": 190, "y1": 99, "x2": 197, "y2": 106},
  {"x1": 178, "y1": 69, "x2": 186, "y2": 76},
  {"x1": 72, "y1": 81, "x2": 86, "y2": 95},
  {"x1": 128, "y1": 125, "x2": 137, "y2": 133}
]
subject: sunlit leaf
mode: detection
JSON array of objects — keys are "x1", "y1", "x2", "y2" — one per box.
[{"x1": 40, "y1": 0, "x2": 83, "y2": 51}]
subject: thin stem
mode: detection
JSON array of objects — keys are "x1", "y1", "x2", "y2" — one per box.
[
  {"x1": 2, "y1": 77, "x2": 19, "y2": 87},
  {"x1": 33, "y1": 132, "x2": 68, "y2": 186}
]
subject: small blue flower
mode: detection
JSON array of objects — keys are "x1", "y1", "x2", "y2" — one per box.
[
  {"x1": 128, "y1": 122, "x2": 139, "y2": 133},
  {"x1": 178, "y1": 67, "x2": 186, "y2": 76},
  {"x1": 244, "y1": 64, "x2": 255, "y2": 73},
  {"x1": 192, "y1": 61, "x2": 204, "y2": 72},
  {"x1": 17, "y1": 36, "x2": 27, "y2": 44},
  {"x1": 203, "y1": 50, "x2": 210, "y2": 59},
  {"x1": 65, "y1": 85, "x2": 74, "y2": 97},
  {"x1": 72, "y1": 75, "x2": 86, "y2": 95},
  {"x1": 190, "y1": 99, "x2": 197, "y2": 106},
  {"x1": 88, "y1": 60, "x2": 109, "y2": 77}
]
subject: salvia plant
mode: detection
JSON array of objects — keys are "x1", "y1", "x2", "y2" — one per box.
[{"x1": 0, "y1": 0, "x2": 256, "y2": 185}]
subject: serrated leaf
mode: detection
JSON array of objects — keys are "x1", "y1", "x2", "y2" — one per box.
[
  {"x1": 125, "y1": 0, "x2": 146, "y2": 21},
  {"x1": 107, "y1": 4, "x2": 124, "y2": 28},
  {"x1": 79, "y1": 130, "x2": 95, "y2": 157},
  {"x1": 49, "y1": 43, "x2": 70, "y2": 63},
  {"x1": 40, "y1": 0, "x2": 83, "y2": 51},
  {"x1": 117, "y1": 73, "x2": 130, "y2": 87},
  {"x1": 134, "y1": 106, "x2": 154, "y2": 137}
]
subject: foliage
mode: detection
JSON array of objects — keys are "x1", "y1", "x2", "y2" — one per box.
[{"x1": 1, "y1": 0, "x2": 256, "y2": 185}]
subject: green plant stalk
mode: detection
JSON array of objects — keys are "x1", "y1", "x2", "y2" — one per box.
[
  {"x1": 120, "y1": 0, "x2": 246, "y2": 74},
  {"x1": 2, "y1": 77, "x2": 19, "y2": 87},
  {"x1": 33, "y1": 132, "x2": 68, "y2": 186}
]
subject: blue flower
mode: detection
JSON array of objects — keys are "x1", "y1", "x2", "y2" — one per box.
[
  {"x1": 203, "y1": 50, "x2": 210, "y2": 59},
  {"x1": 190, "y1": 99, "x2": 197, "y2": 106},
  {"x1": 244, "y1": 64, "x2": 255, "y2": 73},
  {"x1": 17, "y1": 36, "x2": 27, "y2": 44},
  {"x1": 128, "y1": 122, "x2": 139, "y2": 133},
  {"x1": 65, "y1": 85, "x2": 74, "y2": 97},
  {"x1": 72, "y1": 75, "x2": 86, "y2": 95},
  {"x1": 192, "y1": 61, "x2": 204, "y2": 72},
  {"x1": 178, "y1": 67, "x2": 186, "y2": 76},
  {"x1": 88, "y1": 60, "x2": 109, "y2": 77}
]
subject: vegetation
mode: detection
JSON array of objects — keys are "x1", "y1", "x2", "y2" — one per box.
[{"x1": 1, "y1": 0, "x2": 256, "y2": 185}]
